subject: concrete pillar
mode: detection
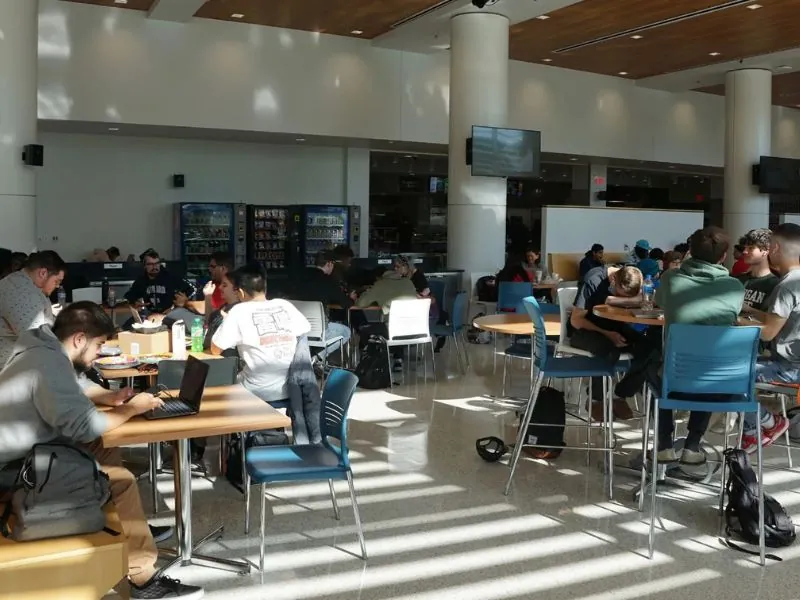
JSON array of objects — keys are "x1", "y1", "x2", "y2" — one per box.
[
  {"x1": 0, "y1": 0, "x2": 38, "y2": 252},
  {"x1": 724, "y1": 69, "x2": 771, "y2": 244},
  {"x1": 447, "y1": 12, "x2": 509, "y2": 276},
  {"x1": 342, "y1": 147, "x2": 369, "y2": 258}
]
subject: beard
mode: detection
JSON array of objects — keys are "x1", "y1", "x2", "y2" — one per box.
[{"x1": 72, "y1": 347, "x2": 93, "y2": 374}]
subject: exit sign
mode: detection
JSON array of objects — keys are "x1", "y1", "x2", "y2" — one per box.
[{"x1": 593, "y1": 176, "x2": 606, "y2": 186}]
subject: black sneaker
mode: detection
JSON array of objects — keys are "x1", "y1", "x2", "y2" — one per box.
[
  {"x1": 130, "y1": 575, "x2": 204, "y2": 599},
  {"x1": 149, "y1": 524, "x2": 174, "y2": 544}
]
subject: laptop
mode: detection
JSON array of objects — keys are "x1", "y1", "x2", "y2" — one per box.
[{"x1": 143, "y1": 356, "x2": 210, "y2": 420}]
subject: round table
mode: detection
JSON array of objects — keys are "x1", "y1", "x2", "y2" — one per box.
[
  {"x1": 592, "y1": 304, "x2": 763, "y2": 328},
  {"x1": 473, "y1": 313, "x2": 561, "y2": 337}
]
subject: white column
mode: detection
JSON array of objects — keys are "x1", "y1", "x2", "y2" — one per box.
[
  {"x1": 724, "y1": 69, "x2": 771, "y2": 244},
  {"x1": 342, "y1": 147, "x2": 369, "y2": 258},
  {"x1": 0, "y1": 0, "x2": 38, "y2": 252},
  {"x1": 447, "y1": 12, "x2": 509, "y2": 276}
]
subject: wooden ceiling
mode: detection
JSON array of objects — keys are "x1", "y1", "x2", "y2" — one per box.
[
  {"x1": 510, "y1": 0, "x2": 800, "y2": 79},
  {"x1": 697, "y1": 72, "x2": 800, "y2": 108}
]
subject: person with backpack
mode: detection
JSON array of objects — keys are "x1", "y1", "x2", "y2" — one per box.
[{"x1": 0, "y1": 302, "x2": 205, "y2": 599}]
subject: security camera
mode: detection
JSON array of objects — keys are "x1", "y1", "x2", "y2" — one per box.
[{"x1": 472, "y1": 0, "x2": 499, "y2": 8}]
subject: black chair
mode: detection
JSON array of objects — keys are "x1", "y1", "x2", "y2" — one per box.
[{"x1": 148, "y1": 357, "x2": 239, "y2": 513}]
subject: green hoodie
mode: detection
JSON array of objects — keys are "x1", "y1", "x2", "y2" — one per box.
[{"x1": 656, "y1": 257, "x2": 745, "y2": 329}]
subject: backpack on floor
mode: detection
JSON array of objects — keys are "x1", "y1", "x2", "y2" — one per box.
[
  {"x1": 353, "y1": 336, "x2": 391, "y2": 389},
  {"x1": 723, "y1": 448, "x2": 795, "y2": 559},
  {"x1": 0, "y1": 442, "x2": 114, "y2": 541},
  {"x1": 476, "y1": 276, "x2": 498, "y2": 302},
  {"x1": 466, "y1": 312, "x2": 491, "y2": 345},
  {"x1": 224, "y1": 430, "x2": 289, "y2": 494},
  {"x1": 521, "y1": 387, "x2": 566, "y2": 456}
]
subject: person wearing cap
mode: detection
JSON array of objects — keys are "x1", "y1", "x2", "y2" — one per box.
[
  {"x1": 579, "y1": 244, "x2": 604, "y2": 281},
  {"x1": 628, "y1": 239, "x2": 650, "y2": 265}
]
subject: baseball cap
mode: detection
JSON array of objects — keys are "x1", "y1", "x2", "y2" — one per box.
[{"x1": 634, "y1": 239, "x2": 651, "y2": 251}]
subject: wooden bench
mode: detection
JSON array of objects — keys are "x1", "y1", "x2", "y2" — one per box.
[
  {"x1": 547, "y1": 252, "x2": 631, "y2": 283},
  {"x1": 0, "y1": 504, "x2": 127, "y2": 600}
]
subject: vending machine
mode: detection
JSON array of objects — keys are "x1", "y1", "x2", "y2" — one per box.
[
  {"x1": 296, "y1": 205, "x2": 361, "y2": 266},
  {"x1": 173, "y1": 203, "x2": 247, "y2": 277},
  {"x1": 246, "y1": 205, "x2": 292, "y2": 274}
]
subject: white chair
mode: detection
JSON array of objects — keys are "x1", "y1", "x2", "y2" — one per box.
[
  {"x1": 72, "y1": 287, "x2": 103, "y2": 303},
  {"x1": 556, "y1": 287, "x2": 594, "y2": 358},
  {"x1": 288, "y1": 300, "x2": 348, "y2": 374},
  {"x1": 385, "y1": 298, "x2": 434, "y2": 383}
]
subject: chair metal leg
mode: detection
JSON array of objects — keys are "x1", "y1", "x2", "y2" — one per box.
[
  {"x1": 504, "y1": 371, "x2": 545, "y2": 496},
  {"x1": 719, "y1": 414, "x2": 731, "y2": 516},
  {"x1": 346, "y1": 471, "x2": 367, "y2": 560},
  {"x1": 461, "y1": 331, "x2": 471, "y2": 368},
  {"x1": 757, "y1": 409, "x2": 766, "y2": 566},
  {"x1": 604, "y1": 376, "x2": 614, "y2": 500},
  {"x1": 780, "y1": 395, "x2": 793, "y2": 469},
  {"x1": 493, "y1": 333, "x2": 498, "y2": 373},
  {"x1": 242, "y1": 435, "x2": 251, "y2": 534},
  {"x1": 328, "y1": 479, "x2": 341, "y2": 520},
  {"x1": 648, "y1": 401, "x2": 660, "y2": 559},
  {"x1": 149, "y1": 442, "x2": 159, "y2": 514},
  {"x1": 429, "y1": 341, "x2": 436, "y2": 379},
  {"x1": 259, "y1": 483, "x2": 267, "y2": 572},
  {"x1": 385, "y1": 342, "x2": 393, "y2": 387},
  {"x1": 638, "y1": 386, "x2": 652, "y2": 512},
  {"x1": 585, "y1": 378, "x2": 592, "y2": 467},
  {"x1": 451, "y1": 333, "x2": 464, "y2": 373},
  {"x1": 501, "y1": 354, "x2": 510, "y2": 397}
]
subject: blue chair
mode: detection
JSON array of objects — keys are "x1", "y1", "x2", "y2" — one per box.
[
  {"x1": 494, "y1": 282, "x2": 533, "y2": 372},
  {"x1": 504, "y1": 297, "x2": 620, "y2": 498},
  {"x1": 431, "y1": 291, "x2": 470, "y2": 373},
  {"x1": 245, "y1": 369, "x2": 366, "y2": 569},
  {"x1": 638, "y1": 324, "x2": 764, "y2": 564}
]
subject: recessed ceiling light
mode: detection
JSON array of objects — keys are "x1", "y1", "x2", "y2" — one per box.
[
  {"x1": 108, "y1": 127, "x2": 119, "y2": 131},
  {"x1": 296, "y1": 138, "x2": 305, "y2": 142},
  {"x1": 618, "y1": 71, "x2": 629, "y2": 76},
  {"x1": 709, "y1": 52, "x2": 721, "y2": 57},
  {"x1": 231, "y1": 13, "x2": 245, "y2": 19},
  {"x1": 778, "y1": 65, "x2": 793, "y2": 70},
  {"x1": 747, "y1": 3, "x2": 762, "y2": 9},
  {"x1": 535, "y1": 15, "x2": 550, "y2": 20},
  {"x1": 114, "y1": 0, "x2": 128, "y2": 4},
  {"x1": 669, "y1": 165, "x2": 676, "y2": 169},
  {"x1": 570, "y1": 158, "x2": 578, "y2": 161},
  {"x1": 542, "y1": 58, "x2": 553, "y2": 62},
  {"x1": 350, "y1": 29, "x2": 363, "y2": 35},
  {"x1": 631, "y1": 35, "x2": 643, "y2": 40}
]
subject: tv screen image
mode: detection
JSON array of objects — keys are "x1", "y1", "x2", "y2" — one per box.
[
  {"x1": 757, "y1": 156, "x2": 800, "y2": 194},
  {"x1": 471, "y1": 126, "x2": 541, "y2": 178}
]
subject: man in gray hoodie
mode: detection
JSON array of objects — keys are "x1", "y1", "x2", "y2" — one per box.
[{"x1": 0, "y1": 302, "x2": 204, "y2": 599}]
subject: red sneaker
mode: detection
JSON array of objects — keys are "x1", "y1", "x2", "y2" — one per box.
[
  {"x1": 740, "y1": 432, "x2": 769, "y2": 455},
  {"x1": 764, "y1": 415, "x2": 790, "y2": 447}
]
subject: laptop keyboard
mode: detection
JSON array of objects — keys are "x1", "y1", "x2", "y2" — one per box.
[{"x1": 151, "y1": 399, "x2": 193, "y2": 417}]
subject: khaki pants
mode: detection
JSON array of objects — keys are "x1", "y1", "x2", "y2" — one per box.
[{"x1": 85, "y1": 440, "x2": 158, "y2": 587}]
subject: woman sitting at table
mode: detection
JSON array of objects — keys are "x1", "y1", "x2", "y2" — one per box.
[{"x1": 497, "y1": 252, "x2": 532, "y2": 284}]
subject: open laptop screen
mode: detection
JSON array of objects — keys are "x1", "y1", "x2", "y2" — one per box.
[{"x1": 180, "y1": 356, "x2": 210, "y2": 409}]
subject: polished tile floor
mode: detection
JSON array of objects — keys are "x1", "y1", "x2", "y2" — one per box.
[{"x1": 114, "y1": 344, "x2": 800, "y2": 599}]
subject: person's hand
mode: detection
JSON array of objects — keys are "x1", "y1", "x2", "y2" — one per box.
[
  {"x1": 174, "y1": 292, "x2": 188, "y2": 308},
  {"x1": 134, "y1": 299, "x2": 146, "y2": 310},
  {"x1": 51, "y1": 303, "x2": 63, "y2": 317},
  {"x1": 349, "y1": 291, "x2": 358, "y2": 302},
  {"x1": 147, "y1": 313, "x2": 165, "y2": 324},
  {"x1": 604, "y1": 331, "x2": 628, "y2": 348},
  {"x1": 126, "y1": 393, "x2": 164, "y2": 415},
  {"x1": 100, "y1": 387, "x2": 134, "y2": 407},
  {"x1": 220, "y1": 308, "x2": 228, "y2": 319},
  {"x1": 741, "y1": 303, "x2": 756, "y2": 314},
  {"x1": 203, "y1": 281, "x2": 216, "y2": 297}
]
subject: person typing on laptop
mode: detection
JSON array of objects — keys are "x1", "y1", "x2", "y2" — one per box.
[{"x1": 0, "y1": 302, "x2": 204, "y2": 599}]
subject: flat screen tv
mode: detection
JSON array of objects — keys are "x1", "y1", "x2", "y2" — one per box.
[
  {"x1": 470, "y1": 126, "x2": 541, "y2": 178},
  {"x1": 756, "y1": 156, "x2": 800, "y2": 194}
]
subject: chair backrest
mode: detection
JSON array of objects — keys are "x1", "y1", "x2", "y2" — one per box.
[
  {"x1": 497, "y1": 282, "x2": 532, "y2": 313},
  {"x1": 469, "y1": 271, "x2": 494, "y2": 297},
  {"x1": 556, "y1": 287, "x2": 578, "y2": 346},
  {"x1": 287, "y1": 300, "x2": 326, "y2": 341},
  {"x1": 554, "y1": 281, "x2": 578, "y2": 306},
  {"x1": 387, "y1": 298, "x2": 431, "y2": 340},
  {"x1": 320, "y1": 368, "x2": 359, "y2": 466},
  {"x1": 661, "y1": 324, "x2": 760, "y2": 401},
  {"x1": 72, "y1": 287, "x2": 102, "y2": 303},
  {"x1": 428, "y1": 279, "x2": 446, "y2": 313},
  {"x1": 157, "y1": 356, "x2": 239, "y2": 389},
  {"x1": 521, "y1": 297, "x2": 549, "y2": 369},
  {"x1": 451, "y1": 291, "x2": 469, "y2": 331}
]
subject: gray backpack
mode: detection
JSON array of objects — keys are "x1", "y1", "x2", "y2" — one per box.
[{"x1": 0, "y1": 442, "x2": 113, "y2": 542}]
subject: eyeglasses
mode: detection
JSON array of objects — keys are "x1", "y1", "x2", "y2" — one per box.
[
  {"x1": 144, "y1": 261, "x2": 160, "y2": 267},
  {"x1": 209, "y1": 263, "x2": 218, "y2": 269}
]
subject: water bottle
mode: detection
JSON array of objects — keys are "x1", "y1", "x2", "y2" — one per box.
[
  {"x1": 642, "y1": 275, "x2": 654, "y2": 311},
  {"x1": 56, "y1": 286, "x2": 66, "y2": 306},
  {"x1": 107, "y1": 287, "x2": 117, "y2": 308},
  {"x1": 191, "y1": 317, "x2": 204, "y2": 353}
]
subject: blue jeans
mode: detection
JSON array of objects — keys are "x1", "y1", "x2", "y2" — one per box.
[
  {"x1": 316, "y1": 322, "x2": 351, "y2": 360},
  {"x1": 743, "y1": 359, "x2": 800, "y2": 434}
]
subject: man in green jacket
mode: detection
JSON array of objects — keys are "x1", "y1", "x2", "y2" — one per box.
[{"x1": 654, "y1": 226, "x2": 745, "y2": 464}]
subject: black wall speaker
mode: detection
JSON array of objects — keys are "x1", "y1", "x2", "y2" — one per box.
[
  {"x1": 22, "y1": 144, "x2": 43, "y2": 167},
  {"x1": 172, "y1": 174, "x2": 185, "y2": 188}
]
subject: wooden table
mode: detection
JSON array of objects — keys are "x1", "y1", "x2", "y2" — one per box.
[
  {"x1": 103, "y1": 385, "x2": 290, "y2": 574},
  {"x1": 593, "y1": 304, "x2": 763, "y2": 328},
  {"x1": 472, "y1": 313, "x2": 561, "y2": 337}
]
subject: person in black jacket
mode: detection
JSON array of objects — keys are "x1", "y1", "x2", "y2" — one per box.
[
  {"x1": 290, "y1": 251, "x2": 352, "y2": 362},
  {"x1": 579, "y1": 244, "x2": 604, "y2": 281},
  {"x1": 124, "y1": 249, "x2": 194, "y2": 314}
]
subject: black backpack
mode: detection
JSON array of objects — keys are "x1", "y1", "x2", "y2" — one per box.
[
  {"x1": 724, "y1": 448, "x2": 796, "y2": 559},
  {"x1": 476, "y1": 276, "x2": 498, "y2": 302},
  {"x1": 353, "y1": 336, "x2": 391, "y2": 389},
  {"x1": 225, "y1": 430, "x2": 289, "y2": 493},
  {"x1": 522, "y1": 387, "x2": 566, "y2": 452}
]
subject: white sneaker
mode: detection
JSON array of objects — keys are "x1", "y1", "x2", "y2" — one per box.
[
  {"x1": 680, "y1": 447, "x2": 706, "y2": 465},
  {"x1": 656, "y1": 448, "x2": 679, "y2": 463}
]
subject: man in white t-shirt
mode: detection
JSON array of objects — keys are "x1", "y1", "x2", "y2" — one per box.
[{"x1": 211, "y1": 264, "x2": 310, "y2": 401}]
